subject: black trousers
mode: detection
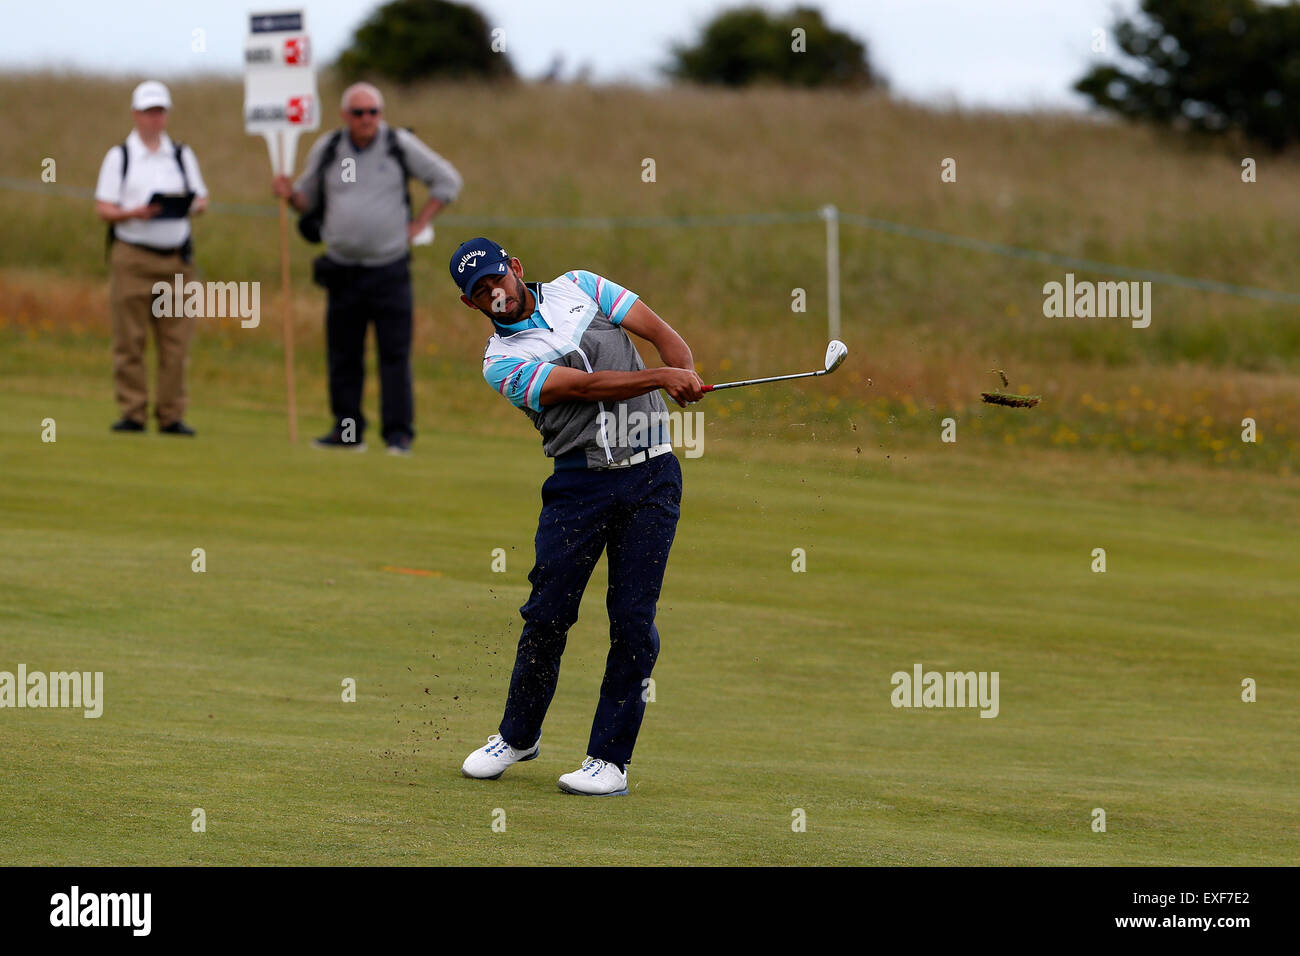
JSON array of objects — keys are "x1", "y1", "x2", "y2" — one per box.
[{"x1": 317, "y1": 254, "x2": 414, "y2": 442}]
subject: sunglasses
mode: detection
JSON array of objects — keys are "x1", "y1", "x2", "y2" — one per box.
[{"x1": 349, "y1": 107, "x2": 381, "y2": 117}]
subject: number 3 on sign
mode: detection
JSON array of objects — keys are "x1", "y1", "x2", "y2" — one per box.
[{"x1": 283, "y1": 37, "x2": 309, "y2": 65}]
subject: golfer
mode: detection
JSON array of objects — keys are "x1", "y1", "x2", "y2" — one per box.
[{"x1": 452, "y1": 238, "x2": 703, "y2": 796}]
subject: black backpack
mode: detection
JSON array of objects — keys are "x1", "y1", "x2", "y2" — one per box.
[
  {"x1": 296, "y1": 126, "x2": 412, "y2": 243},
  {"x1": 105, "y1": 140, "x2": 193, "y2": 260}
]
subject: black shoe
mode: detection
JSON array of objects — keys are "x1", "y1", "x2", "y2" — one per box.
[
  {"x1": 159, "y1": 421, "x2": 196, "y2": 436},
  {"x1": 312, "y1": 428, "x2": 367, "y2": 451},
  {"x1": 111, "y1": 418, "x2": 145, "y2": 432},
  {"x1": 385, "y1": 434, "x2": 412, "y2": 456}
]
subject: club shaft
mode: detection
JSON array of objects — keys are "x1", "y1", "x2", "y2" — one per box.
[{"x1": 705, "y1": 369, "x2": 824, "y2": 391}]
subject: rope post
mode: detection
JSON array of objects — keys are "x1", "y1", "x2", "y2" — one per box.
[{"x1": 820, "y1": 204, "x2": 841, "y2": 342}]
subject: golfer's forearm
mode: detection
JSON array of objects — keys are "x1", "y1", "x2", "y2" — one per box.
[
  {"x1": 657, "y1": 334, "x2": 694, "y2": 372},
  {"x1": 619, "y1": 301, "x2": 693, "y2": 370},
  {"x1": 547, "y1": 369, "x2": 667, "y2": 404}
]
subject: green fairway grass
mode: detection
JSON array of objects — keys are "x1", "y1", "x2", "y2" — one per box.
[
  {"x1": 1, "y1": 71, "x2": 1297, "y2": 866},
  {"x1": 2, "y1": 371, "x2": 1296, "y2": 865}
]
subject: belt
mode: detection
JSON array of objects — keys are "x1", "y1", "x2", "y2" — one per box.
[
  {"x1": 599, "y1": 442, "x2": 674, "y2": 470},
  {"x1": 120, "y1": 239, "x2": 188, "y2": 257},
  {"x1": 554, "y1": 442, "x2": 673, "y2": 472}
]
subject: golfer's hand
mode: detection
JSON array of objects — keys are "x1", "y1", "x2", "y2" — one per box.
[
  {"x1": 130, "y1": 203, "x2": 162, "y2": 220},
  {"x1": 189, "y1": 196, "x2": 209, "y2": 217},
  {"x1": 660, "y1": 368, "x2": 705, "y2": 407},
  {"x1": 271, "y1": 175, "x2": 294, "y2": 200}
]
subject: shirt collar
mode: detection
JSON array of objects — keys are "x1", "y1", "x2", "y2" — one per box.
[{"x1": 491, "y1": 282, "x2": 549, "y2": 335}]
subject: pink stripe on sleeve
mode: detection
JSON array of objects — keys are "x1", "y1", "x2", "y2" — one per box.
[
  {"x1": 523, "y1": 364, "x2": 544, "y2": 404},
  {"x1": 499, "y1": 361, "x2": 525, "y2": 396}
]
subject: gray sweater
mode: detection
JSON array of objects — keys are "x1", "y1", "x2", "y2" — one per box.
[{"x1": 294, "y1": 122, "x2": 463, "y2": 266}]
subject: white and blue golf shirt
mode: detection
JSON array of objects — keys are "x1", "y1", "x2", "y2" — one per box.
[{"x1": 482, "y1": 271, "x2": 671, "y2": 469}]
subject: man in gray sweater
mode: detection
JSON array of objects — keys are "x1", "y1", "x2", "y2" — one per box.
[{"x1": 273, "y1": 82, "x2": 462, "y2": 454}]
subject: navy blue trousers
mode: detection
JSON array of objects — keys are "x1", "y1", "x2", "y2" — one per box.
[
  {"x1": 319, "y1": 254, "x2": 414, "y2": 443},
  {"x1": 499, "y1": 452, "x2": 682, "y2": 766}
]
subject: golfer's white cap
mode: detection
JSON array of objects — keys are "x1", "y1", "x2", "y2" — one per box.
[{"x1": 131, "y1": 80, "x2": 172, "y2": 111}]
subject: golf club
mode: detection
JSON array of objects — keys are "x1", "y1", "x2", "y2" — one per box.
[{"x1": 702, "y1": 339, "x2": 848, "y2": 392}]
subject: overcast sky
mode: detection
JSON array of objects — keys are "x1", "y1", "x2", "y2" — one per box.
[{"x1": 4, "y1": 0, "x2": 1141, "y2": 110}]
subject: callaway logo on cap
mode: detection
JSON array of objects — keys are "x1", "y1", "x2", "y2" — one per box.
[
  {"x1": 449, "y1": 237, "x2": 510, "y2": 296},
  {"x1": 457, "y1": 250, "x2": 487, "y2": 273}
]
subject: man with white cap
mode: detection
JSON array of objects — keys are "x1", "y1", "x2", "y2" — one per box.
[{"x1": 94, "y1": 80, "x2": 209, "y2": 436}]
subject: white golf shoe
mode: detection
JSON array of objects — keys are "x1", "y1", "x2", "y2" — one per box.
[
  {"x1": 557, "y1": 757, "x2": 629, "y2": 796},
  {"x1": 461, "y1": 733, "x2": 540, "y2": 780}
]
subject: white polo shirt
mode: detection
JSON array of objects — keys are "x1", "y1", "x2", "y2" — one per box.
[{"x1": 94, "y1": 130, "x2": 208, "y2": 248}]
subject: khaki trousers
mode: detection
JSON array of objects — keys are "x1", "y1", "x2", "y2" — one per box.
[{"x1": 109, "y1": 241, "x2": 196, "y2": 427}]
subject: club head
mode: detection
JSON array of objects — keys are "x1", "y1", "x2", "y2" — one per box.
[{"x1": 823, "y1": 339, "x2": 848, "y2": 373}]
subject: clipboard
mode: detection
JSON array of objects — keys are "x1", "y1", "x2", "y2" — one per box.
[{"x1": 148, "y1": 192, "x2": 196, "y2": 219}]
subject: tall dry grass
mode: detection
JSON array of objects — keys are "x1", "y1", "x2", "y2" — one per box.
[{"x1": 1, "y1": 72, "x2": 1297, "y2": 468}]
